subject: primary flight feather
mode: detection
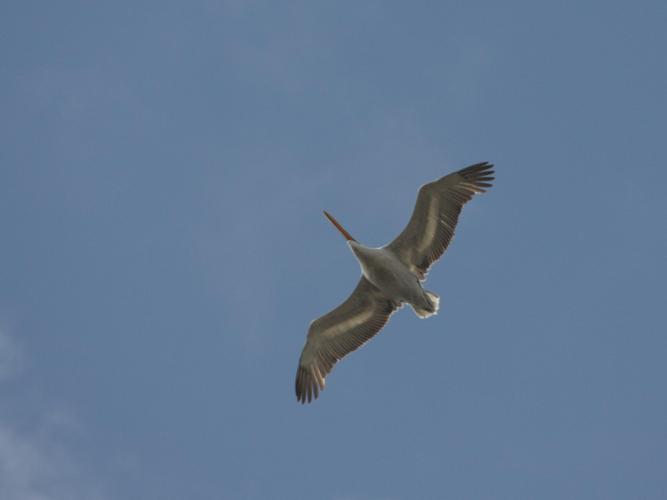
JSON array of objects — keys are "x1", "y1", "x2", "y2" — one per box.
[{"x1": 295, "y1": 162, "x2": 495, "y2": 403}]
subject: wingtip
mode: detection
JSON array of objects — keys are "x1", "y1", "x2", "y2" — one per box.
[
  {"x1": 295, "y1": 365, "x2": 321, "y2": 404},
  {"x1": 458, "y1": 161, "x2": 495, "y2": 191}
]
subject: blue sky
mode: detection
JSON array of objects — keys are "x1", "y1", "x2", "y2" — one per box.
[{"x1": 1, "y1": 1, "x2": 666, "y2": 499}]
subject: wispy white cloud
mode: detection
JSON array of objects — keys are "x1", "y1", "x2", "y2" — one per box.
[
  {"x1": 0, "y1": 420, "x2": 105, "y2": 500},
  {"x1": 0, "y1": 329, "x2": 108, "y2": 500}
]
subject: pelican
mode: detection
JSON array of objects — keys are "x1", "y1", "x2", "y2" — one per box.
[{"x1": 295, "y1": 162, "x2": 495, "y2": 403}]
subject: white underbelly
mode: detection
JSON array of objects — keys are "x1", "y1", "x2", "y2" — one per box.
[{"x1": 358, "y1": 250, "x2": 422, "y2": 303}]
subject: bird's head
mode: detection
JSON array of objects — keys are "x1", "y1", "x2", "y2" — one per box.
[{"x1": 323, "y1": 211, "x2": 357, "y2": 243}]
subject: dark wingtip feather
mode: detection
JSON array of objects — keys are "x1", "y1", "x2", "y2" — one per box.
[
  {"x1": 459, "y1": 162, "x2": 495, "y2": 190},
  {"x1": 295, "y1": 366, "x2": 319, "y2": 404},
  {"x1": 459, "y1": 161, "x2": 493, "y2": 174}
]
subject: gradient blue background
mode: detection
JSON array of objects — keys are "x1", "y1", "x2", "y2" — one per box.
[{"x1": 1, "y1": 1, "x2": 666, "y2": 499}]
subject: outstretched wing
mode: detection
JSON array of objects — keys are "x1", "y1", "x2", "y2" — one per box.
[
  {"x1": 386, "y1": 162, "x2": 494, "y2": 280},
  {"x1": 295, "y1": 277, "x2": 400, "y2": 403}
]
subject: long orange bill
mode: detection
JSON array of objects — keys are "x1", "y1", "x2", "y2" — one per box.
[{"x1": 323, "y1": 211, "x2": 357, "y2": 242}]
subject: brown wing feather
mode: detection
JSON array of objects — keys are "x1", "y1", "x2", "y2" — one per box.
[
  {"x1": 386, "y1": 162, "x2": 494, "y2": 279},
  {"x1": 295, "y1": 277, "x2": 400, "y2": 404}
]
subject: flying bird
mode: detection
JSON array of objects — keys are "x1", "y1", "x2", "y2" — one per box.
[{"x1": 295, "y1": 162, "x2": 494, "y2": 403}]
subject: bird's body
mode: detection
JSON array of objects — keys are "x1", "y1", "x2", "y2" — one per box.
[
  {"x1": 348, "y1": 241, "x2": 439, "y2": 318},
  {"x1": 295, "y1": 162, "x2": 495, "y2": 403}
]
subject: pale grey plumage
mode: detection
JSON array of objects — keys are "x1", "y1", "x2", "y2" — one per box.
[{"x1": 296, "y1": 162, "x2": 494, "y2": 403}]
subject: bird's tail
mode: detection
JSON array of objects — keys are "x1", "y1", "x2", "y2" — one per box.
[{"x1": 413, "y1": 290, "x2": 440, "y2": 319}]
